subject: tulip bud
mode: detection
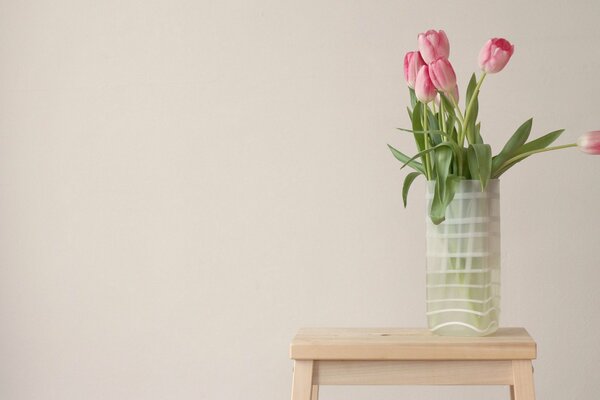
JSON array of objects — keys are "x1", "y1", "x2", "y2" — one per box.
[
  {"x1": 429, "y1": 58, "x2": 457, "y2": 93},
  {"x1": 577, "y1": 131, "x2": 600, "y2": 155},
  {"x1": 417, "y1": 30, "x2": 450, "y2": 64},
  {"x1": 478, "y1": 38, "x2": 515, "y2": 74},
  {"x1": 414, "y1": 65, "x2": 436, "y2": 103},
  {"x1": 403, "y1": 51, "x2": 426, "y2": 89}
]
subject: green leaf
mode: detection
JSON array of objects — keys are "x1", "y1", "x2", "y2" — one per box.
[
  {"x1": 492, "y1": 131, "x2": 567, "y2": 178},
  {"x1": 402, "y1": 172, "x2": 421, "y2": 208},
  {"x1": 411, "y1": 102, "x2": 425, "y2": 153},
  {"x1": 409, "y1": 87, "x2": 417, "y2": 109},
  {"x1": 467, "y1": 144, "x2": 492, "y2": 190},
  {"x1": 492, "y1": 118, "x2": 533, "y2": 174},
  {"x1": 429, "y1": 175, "x2": 462, "y2": 225},
  {"x1": 387, "y1": 144, "x2": 425, "y2": 174},
  {"x1": 518, "y1": 129, "x2": 565, "y2": 155},
  {"x1": 466, "y1": 73, "x2": 477, "y2": 106},
  {"x1": 428, "y1": 111, "x2": 442, "y2": 146},
  {"x1": 395, "y1": 128, "x2": 451, "y2": 138},
  {"x1": 439, "y1": 92, "x2": 454, "y2": 111},
  {"x1": 398, "y1": 146, "x2": 437, "y2": 171},
  {"x1": 463, "y1": 76, "x2": 479, "y2": 144},
  {"x1": 474, "y1": 122, "x2": 483, "y2": 144},
  {"x1": 446, "y1": 113, "x2": 457, "y2": 142},
  {"x1": 434, "y1": 146, "x2": 453, "y2": 199},
  {"x1": 399, "y1": 141, "x2": 462, "y2": 173}
]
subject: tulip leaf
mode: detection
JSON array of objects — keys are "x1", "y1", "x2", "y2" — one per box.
[
  {"x1": 475, "y1": 122, "x2": 483, "y2": 144},
  {"x1": 467, "y1": 144, "x2": 492, "y2": 190},
  {"x1": 518, "y1": 129, "x2": 565, "y2": 154},
  {"x1": 396, "y1": 127, "x2": 451, "y2": 138},
  {"x1": 434, "y1": 145, "x2": 453, "y2": 198},
  {"x1": 398, "y1": 141, "x2": 461, "y2": 173},
  {"x1": 398, "y1": 146, "x2": 437, "y2": 171},
  {"x1": 466, "y1": 73, "x2": 477, "y2": 106},
  {"x1": 429, "y1": 175, "x2": 461, "y2": 225},
  {"x1": 402, "y1": 171, "x2": 421, "y2": 208},
  {"x1": 439, "y1": 91, "x2": 454, "y2": 111},
  {"x1": 492, "y1": 118, "x2": 533, "y2": 174},
  {"x1": 409, "y1": 87, "x2": 417, "y2": 109},
  {"x1": 411, "y1": 103, "x2": 425, "y2": 153},
  {"x1": 426, "y1": 108, "x2": 442, "y2": 145},
  {"x1": 387, "y1": 144, "x2": 426, "y2": 174},
  {"x1": 492, "y1": 129, "x2": 566, "y2": 178}
]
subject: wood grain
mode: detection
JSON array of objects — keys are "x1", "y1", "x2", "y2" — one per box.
[
  {"x1": 313, "y1": 360, "x2": 514, "y2": 385},
  {"x1": 290, "y1": 327, "x2": 536, "y2": 360}
]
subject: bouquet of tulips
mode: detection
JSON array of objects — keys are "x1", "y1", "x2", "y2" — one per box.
[{"x1": 389, "y1": 29, "x2": 600, "y2": 224}]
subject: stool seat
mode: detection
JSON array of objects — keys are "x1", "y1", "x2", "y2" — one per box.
[
  {"x1": 290, "y1": 327, "x2": 537, "y2": 400},
  {"x1": 291, "y1": 327, "x2": 536, "y2": 360}
]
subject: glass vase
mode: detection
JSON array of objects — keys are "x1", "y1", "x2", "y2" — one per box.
[{"x1": 425, "y1": 180, "x2": 500, "y2": 336}]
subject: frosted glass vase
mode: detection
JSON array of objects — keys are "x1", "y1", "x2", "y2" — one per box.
[{"x1": 425, "y1": 180, "x2": 500, "y2": 336}]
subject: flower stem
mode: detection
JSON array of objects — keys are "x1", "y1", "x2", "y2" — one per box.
[{"x1": 422, "y1": 102, "x2": 433, "y2": 179}]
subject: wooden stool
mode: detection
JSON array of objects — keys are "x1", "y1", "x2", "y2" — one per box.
[{"x1": 290, "y1": 327, "x2": 536, "y2": 400}]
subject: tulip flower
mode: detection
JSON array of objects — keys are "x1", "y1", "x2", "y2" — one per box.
[
  {"x1": 577, "y1": 131, "x2": 600, "y2": 154},
  {"x1": 429, "y1": 58, "x2": 457, "y2": 93},
  {"x1": 418, "y1": 30, "x2": 450, "y2": 64},
  {"x1": 478, "y1": 38, "x2": 515, "y2": 73},
  {"x1": 403, "y1": 51, "x2": 426, "y2": 89},
  {"x1": 414, "y1": 66, "x2": 436, "y2": 103},
  {"x1": 449, "y1": 85, "x2": 459, "y2": 103}
]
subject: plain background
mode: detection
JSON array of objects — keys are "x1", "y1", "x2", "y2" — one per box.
[{"x1": 1, "y1": 1, "x2": 599, "y2": 399}]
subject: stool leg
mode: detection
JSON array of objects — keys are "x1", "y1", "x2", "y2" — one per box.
[
  {"x1": 311, "y1": 385, "x2": 319, "y2": 400},
  {"x1": 291, "y1": 360, "x2": 314, "y2": 400},
  {"x1": 512, "y1": 360, "x2": 535, "y2": 400}
]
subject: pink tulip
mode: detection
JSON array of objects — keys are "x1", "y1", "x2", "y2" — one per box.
[
  {"x1": 448, "y1": 85, "x2": 459, "y2": 103},
  {"x1": 577, "y1": 131, "x2": 600, "y2": 155},
  {"x1": 414, "y1": 66, "x2": 436, "y2": 103},
  {"x1": 417, "y1": 30, "x2": 450, "y2": 64},
  {"x1": 478, "y1": 38, "x2": 515, "y2": 73},
  {"x1": 429, "y1": 58, "x2": 457, "y2": 93},
  {"x1": 403, "y1": 51, "x2": 426, "y2": 89}
]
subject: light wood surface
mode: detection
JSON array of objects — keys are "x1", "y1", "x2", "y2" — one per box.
[
  {"x1": 290, "y1": 327, "x2": 537, "y2": 400},
  {"x1": 512, "y1": 360, "x2": 536, "y2": 400},
  {"x1": 291, "y1": 327, "x2": 536, "y2": 360},
  {"x1": 291, "y1": 360, "x2": 314, "y2": 400},
  {"x1": 314, "y1": 360, "x2": 513, "y2": 385}
]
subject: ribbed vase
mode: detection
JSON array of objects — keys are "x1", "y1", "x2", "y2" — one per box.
[{"x1": 425, "y1": 180, "x2": 500, "y2": 336}]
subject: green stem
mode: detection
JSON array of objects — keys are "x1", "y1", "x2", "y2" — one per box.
[
  {"x1": 447, "y1": 93, "x2": 464, "y2": 146},
  {"x1": 422, "y1": 102, "x2": 433, "y2": 179},
  {"x1": 440, "y1": 99, "x2": 447, "y2": 133}
]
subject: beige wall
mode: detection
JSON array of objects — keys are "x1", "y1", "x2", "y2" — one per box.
[{"x1": 1, "y1": 1, "x2": 599, "y2": 399}]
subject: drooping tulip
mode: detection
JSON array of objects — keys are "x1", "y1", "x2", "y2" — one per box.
[
  {"x1": 428, "y1": 58, "x2": 457, "y2": 93},
  {"x1": 577, "y1": 131, "x2": 600, "y2": 155},
  {"x1": 403, "y1": 51, "x2": 426, "y2": 88},
  {"x1": 417, "y1": 30, "x2": 450, "y2": 64},
  {"x1": 414, "y1": 65, "x2": 436, "y2": 103},
  {"x1": 478, "y1": 38, "x2": 515, "y2": 73}
]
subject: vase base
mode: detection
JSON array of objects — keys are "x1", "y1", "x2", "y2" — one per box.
[{"x1": 429, "y1": 322, "x2": 498, "y2": 337}]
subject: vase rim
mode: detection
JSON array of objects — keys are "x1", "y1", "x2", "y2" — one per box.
[{"x1": 426, "y1": 178, "x2": 500, "y2": 183}]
